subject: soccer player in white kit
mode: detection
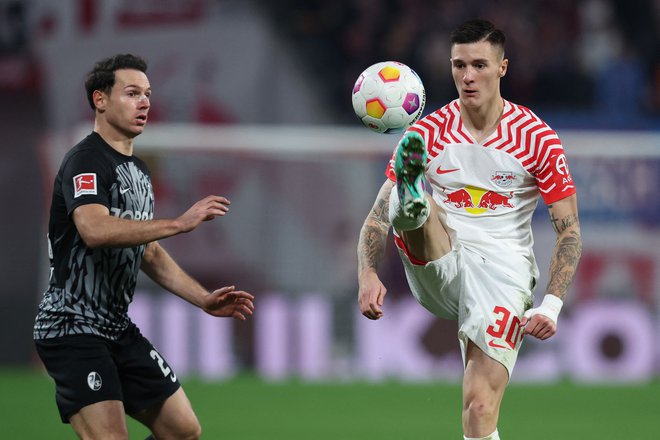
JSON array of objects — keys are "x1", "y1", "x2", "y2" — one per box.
[{"x1": 357, "y1": 19, "x2": 582, "y2": 440}]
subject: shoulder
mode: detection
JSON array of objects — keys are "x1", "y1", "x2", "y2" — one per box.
[
  {"x1": 500, "y1": 100, "x2": 561, "y2": 152},
  {"x1": 58, "y1": 134, "x2": 116, "y2": 179},
  {"x1": 504, "y1": 100, "x2": 556, "y2": 132},
  {"x1": 61, "y1": 135, "x2": 100, "y2": 166}
]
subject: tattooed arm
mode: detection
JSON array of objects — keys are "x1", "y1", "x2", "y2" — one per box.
[
  {"x1": 357, "y1": 180, "x2": 395, "y2": 320},
  {"x1": 523, "y1": 194, "x2": 582, "y2": 339},
  {"x1": 545, "y1": 194, "x2": 582, "y2": 301}
]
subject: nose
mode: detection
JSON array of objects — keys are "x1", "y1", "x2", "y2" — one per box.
[
  {"x1": 463, "y1": 67, "x2": 474, "y2": 83},
  {"x1": 137, "y1": 94, "x2": 150, "y2": 107}
]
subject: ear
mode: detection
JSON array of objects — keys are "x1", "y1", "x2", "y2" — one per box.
[
  {"x1": 499, "y1": 58, "x2": 509, "y2": 77},
  {"x1": 92, "y1": 90, "x2": 106, "y2": 112}
]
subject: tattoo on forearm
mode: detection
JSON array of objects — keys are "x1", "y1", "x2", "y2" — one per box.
[
  {"x1": 357, "y1": 186, "x2": 392, "y2": 272},
  {"x1": 546, "y1": 230, "x2": 582, "y2": 301}
]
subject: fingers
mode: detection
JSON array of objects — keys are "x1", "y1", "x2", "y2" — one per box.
[
  {"x1": 218, "y1": 290, "x2": 255, "y2": 310},
  {"x1": 213, "y1": 286, "x2": 255, "y2": 301},
  {"x1": 362, "y1": 304, "x2": 383, "y2": 320},
  {"x1": 213, "y1": 285, "x2": 252, "y2": 297},
  {"x1": 523, "y1": 315, "x2": 556, "y2": 340},
  {"x1": 359, "y1": 289, "x2": 385, "y2": 320},
  {"x1": 179, "y1": 195, "x2": 233, "y2": 231},
  {"x1": 206, "y1": 286, "x2": 255, "y2": 320},
  {"x1": 230, "y1": 301, "x2": 254, "y2": 320},
  {"x1": 203, "y1": 195, "x2": 231, "y2": 206},
  {"x1": 201, "y1": 195, "x2": 231, "y2": 219},
  {"x1": 229, "y1": 294, "x2": 255, "y2": 312}
]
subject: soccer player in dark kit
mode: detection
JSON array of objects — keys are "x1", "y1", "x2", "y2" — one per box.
[{"x1": 34, "y1": 53, "x2": 254, "y2": 439}]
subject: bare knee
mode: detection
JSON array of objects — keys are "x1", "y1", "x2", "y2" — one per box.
[
  {"x1": 152, "y1": 417, "x2": 201, "y2": 440},
  {"x1": 462, "y1": 392, "x2": 500, "y2": 438},
  {"x1": 463, "y1": 395, "x2": 497, "y2": 423},
  {"x1": 138, "y1": 388, "x2": 202, "y2": 440},
  {"x1": 183, "y1": 420, "x2": 202, "y2": 440},
  {"x1": 75, "y1": 429, "x2": 129, "y2": 440}
]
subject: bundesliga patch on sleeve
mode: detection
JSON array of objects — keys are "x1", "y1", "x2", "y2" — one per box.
[{"x1": 73, "y1": 173, "x2": 98, "y2": 198}]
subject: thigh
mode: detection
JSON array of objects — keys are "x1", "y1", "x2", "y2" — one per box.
[
  {"x1": 458, "y1": 250, "x2": 533, "y2": 378},
  {"x1": 131, "y1": 387, "x2": 201, "y2": 439},
  {"x1": 463, "y1": 340, "x2": 509, "y2": 399},
  {"x1": 114, "y1": 326, "x2": 181, "y2": 416},
  {"x1": 70, "y1": 400, "x2": 128, "y2": 440},
  {"x1": 397, "y1": 194, "x2": 453, "y2": 262},
  {"x1": 35, "y1": 335, "x2": 124, "y2": 423},
  {"x1": 462, "y1": 340, "x2": 508, "y2": 435},
  {"x1": 397, "y1": 245, "x2": 463, "y2": 319}
]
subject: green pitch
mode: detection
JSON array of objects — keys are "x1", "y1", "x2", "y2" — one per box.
[{"x1": 1, "y1": 368, "x2": 658, "y2": 439}]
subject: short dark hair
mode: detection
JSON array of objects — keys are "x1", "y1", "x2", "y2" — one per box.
[
  {"x1": 450, "y1": 19, "x2": 506, "y2": 56},
  {"x1": 84, "y1": 53, "x2": 148, "y2": 110}
]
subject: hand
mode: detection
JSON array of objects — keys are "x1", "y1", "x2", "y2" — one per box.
[
  {"x1": 358, "y1": 271, "x2": 387, "y2": 320},
  {"x1": 202, "y1": 286, "x2": 255, "y2": 320},
  {"x1": 521, "y1": 313, "x2": 557, "y2": 340},
  {"x1": 177, "y1": 195, "x2": 231, "y2": 232},
  {"x1": 521, "y1": 294, "x2": 563, "y2": 340}
]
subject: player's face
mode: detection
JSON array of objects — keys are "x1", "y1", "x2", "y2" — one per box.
[
  {"x1": 98, "y1": 69, "x2": 151, "y2": 138},
  {"x1": 450, "y1": 40, "x2": 507, "y2": 109}
]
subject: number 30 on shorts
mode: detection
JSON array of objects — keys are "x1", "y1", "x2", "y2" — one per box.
[{"x1": 486, "y1": 306, "x2": 524, "y2": 349}]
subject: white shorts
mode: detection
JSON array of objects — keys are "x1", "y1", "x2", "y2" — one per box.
[{"x1": 396, "y1": 240, "x2": 534, "y2": 378}]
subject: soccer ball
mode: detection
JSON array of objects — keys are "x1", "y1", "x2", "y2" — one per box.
[{"x1": 351, "y1": 61, "x2": 425, "y2": 134}]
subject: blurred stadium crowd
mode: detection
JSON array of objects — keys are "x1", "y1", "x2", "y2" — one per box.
[
  {"x1": 1, "y1": 0, "x2": 658, "y2": 128},
  {"x1": 264, "y1": 0, "x2": 660, "y2": 128}
]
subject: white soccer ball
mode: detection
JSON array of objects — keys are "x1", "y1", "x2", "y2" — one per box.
[{"x1": 351, "y1": 61, "x2": 426, "y2": 134}]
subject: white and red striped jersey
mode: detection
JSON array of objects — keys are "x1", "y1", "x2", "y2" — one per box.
[{"x1": 386, "y1": 98, "x2": 576, "y2": 285}]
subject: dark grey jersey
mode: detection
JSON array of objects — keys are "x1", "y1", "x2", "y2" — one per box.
[{"x1": 34, "y1": 132, "x2": 155, "y2": 340}]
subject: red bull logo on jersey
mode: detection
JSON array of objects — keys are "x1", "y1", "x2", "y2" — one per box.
[
  {"x1": 443, "y1": 188, "x2": 474, "y2": 208},
  {"x1": 442, "y1": 186, "x2": 514, "y2": 214},
  {"x1": 478, "y1": 191, "x2": 514, "y2": 209}
]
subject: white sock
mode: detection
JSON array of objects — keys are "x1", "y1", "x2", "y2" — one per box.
[
  {"x1": 388, "y1": 186, "x2": 429, "y2": 231},
  {"x1": 464, "y1": 429, "x2": 500, "y2": 439}
]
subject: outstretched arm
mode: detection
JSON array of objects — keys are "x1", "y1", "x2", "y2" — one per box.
[
  {"x1": 140, "y1": 241, "x2": 254, "y2": 320},
  {"x1": 357, "y1": 180, "x2": 394, "y2": 320},
  {"x1": 523, "y1": 194, "x2": 582, "y2": 339},
  {"x1": 73, "y1": 195, "x2": 231, "y2": 249}
]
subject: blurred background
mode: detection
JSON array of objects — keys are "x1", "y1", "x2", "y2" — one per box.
[{"x1": 1, "y1": 0, "x2": 659, "y2": 421}]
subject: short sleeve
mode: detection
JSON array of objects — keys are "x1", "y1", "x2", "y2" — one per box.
[
  {"x1": 60, "y1": 149, "x2": 112, "y2": 214},
  {"x1": 535, "y1": 145, "x2": 576, "y2": 204}
]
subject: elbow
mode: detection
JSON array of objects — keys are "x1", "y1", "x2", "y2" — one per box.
[
  {"x1": 142, "y1": 242, "x2": 157, "y2": 262},
  {"x1": 77, "y1": 225, "x2": 110, "y2": 249},
  {"x1": 79, "y1": 232, "x2": 106, "y2": 249}
]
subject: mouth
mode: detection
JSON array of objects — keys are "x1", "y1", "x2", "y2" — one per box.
[
  {"x1": 135, "y1": 114, "x2": 148, "y2": 125},
  {"x1": 463, "y1": 89, "x2": 477, "y2": 97}
]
